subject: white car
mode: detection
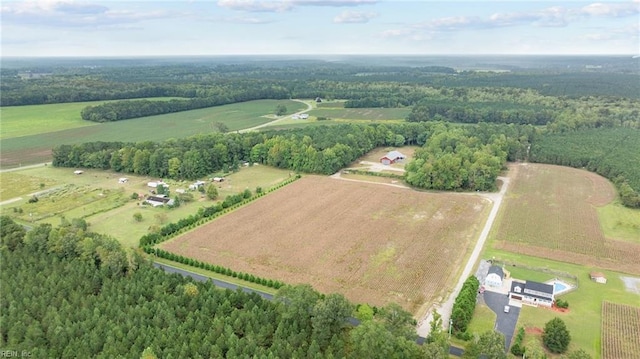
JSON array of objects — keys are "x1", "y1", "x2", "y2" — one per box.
[{"x1": 504, "y1": 305, "x2": 510, "y2": 313}]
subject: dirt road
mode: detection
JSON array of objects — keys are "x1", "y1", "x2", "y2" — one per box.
[{"x1": 416, "y1": 174, "x2": 511, "y2": 337}]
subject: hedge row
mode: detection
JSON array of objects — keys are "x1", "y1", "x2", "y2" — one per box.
[
  {"x1": 146, "y1": 247, "x2": 284, "y2": 290},
  {"x1": 139, "y1": 175, "x2": 301, "y2": 247},
  {"x1": 451, "y1": 275, "x2": 480, "y2": 334},
  {"x1": 510, "y1": 327, "x2": 526, "y2": 356},
  {"x1": 346, "y1": 169, "x2": 405, "y2": 179}
]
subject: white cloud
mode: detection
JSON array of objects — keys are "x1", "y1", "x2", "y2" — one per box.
[
  {"x1": 217, "y1": 0, "x2": 376, "y2": 12},
  {"x1": 382, "y1": 2, "x2": 640, "y2": 41},
  {"x1": 0, "y1": 0, "x2": 177, "y2": 28},
  {"x1": 580, "y1": 2, "x2": 640, "y2": 17},
  {"x1": 217, "y1": 0, "x2": 293, "y2": 12},
  {"x1": 333, "y1": 10, "x2": 377, "y2": 23}
]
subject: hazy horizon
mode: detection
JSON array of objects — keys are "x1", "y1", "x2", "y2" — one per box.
[{"x1": 2, "y1": 1, "x2": 638, "y2": 57}]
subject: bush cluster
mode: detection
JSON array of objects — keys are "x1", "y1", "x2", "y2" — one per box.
[
  {"x1": 555, "y1": 298, "x2": 569, "y2": 309},
  {"x1": 510, "y1": 327, "x2": 526, "y2": 356}
]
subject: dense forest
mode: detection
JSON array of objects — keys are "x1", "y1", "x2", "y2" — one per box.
[{"x1": 0, "y1": 216, "x2": 450, "y2": 358}]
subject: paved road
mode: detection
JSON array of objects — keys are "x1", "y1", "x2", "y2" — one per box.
[
  {"x1": 483, "y1": 291, "x2": 520, "y2": 352},
  {"x1": 417, "y1": 175, "x2": 511, "y2": 338},
  {"x1": 153, "y1": 262, "x2": 274, "y2": 300},
  {"x1": 0, "y1": 162, "x2": 51, "y2": 173}
]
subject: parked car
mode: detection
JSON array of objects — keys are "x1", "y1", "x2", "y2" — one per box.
[{"x1": 504, "y1": 305, "x2": 510, "y2": 313}]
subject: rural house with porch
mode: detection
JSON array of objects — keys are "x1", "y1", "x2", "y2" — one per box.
[{"x1": 509, "y1": 280, "x2": 554, "y2": 307}]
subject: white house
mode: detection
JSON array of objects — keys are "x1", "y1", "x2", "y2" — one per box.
[
  {"x1": 510, "y1": 280, "x2": 554, "y2": 307},
  {"x1": 485, "y1": 265, "x2": 504, "y2": 288},
  {"x1": 212, "y1": 177, "x2": 225, "y2": 183},
  {"x1": 73, "y1": 170, "x2": 84, "y2": 175},
  {"x1": 118, "y1": 178, "x2": 128, "y2": 184},
  {"x1": 299, "y1": 113, "x2": 309, "y2": 119}
]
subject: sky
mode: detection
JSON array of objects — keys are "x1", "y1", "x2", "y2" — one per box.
[{"x1": 1, "y1": 0, "x2": 639, "y2": 57}]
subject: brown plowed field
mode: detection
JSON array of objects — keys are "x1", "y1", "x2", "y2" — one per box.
[
  {"x1": 492, "y1": 163, "x2": 640, "y2": 274},
  {"x1": 163, "y1": 176, "x2": 489, "y2": 312}
]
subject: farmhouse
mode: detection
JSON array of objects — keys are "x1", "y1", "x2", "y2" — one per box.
[
  {"x1": 380, "y1": 150, "x2": 406, "y2": 165},
  {"x1": 509, "y1": 280, "x2": 554, "y2": 307},
  {"x1": 590, "y1": 272, "x2": 607, "y2": 284},
  {"x1": 145, "y1": 195, "x2": 174, "y2": 207},
  {"x1": 147, "y1": 181, "x2": 167, "y2": 188},
  {"x1": 485, "y1": 265, "x2": 504, "y2": 288}
]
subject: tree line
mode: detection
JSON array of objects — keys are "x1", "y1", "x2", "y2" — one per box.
[
  {"x1": 0, "y1": 216, "x2": 450, "y2": 358},
  {"x1": 52, "y1": 122, "x2": 531, "y2": 192}
]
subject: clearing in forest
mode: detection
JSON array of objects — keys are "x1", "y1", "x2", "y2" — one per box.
[
  {"x1": 162, "y1": 176, "x2": 490, "y2": 312},
  {"x1": 601, "y1": 301, "x2": 640, "y2": 359},
  {"x1": 491, "y1": 163, "x2": 640, "y2": 275}
]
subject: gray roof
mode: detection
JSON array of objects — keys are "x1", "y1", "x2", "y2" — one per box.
[
  {"x1": 487, "y1": 265, "x2": 504, "y2": 278},
  {"x1": 383, "y1": 150, "x2": 406, "y2": 160},
  {"x1": 510, "y1": 280, "x2": 525, "y2": 293},
  {"x1": 525, "y1": 280, "x2": 554, "y2": 295}
]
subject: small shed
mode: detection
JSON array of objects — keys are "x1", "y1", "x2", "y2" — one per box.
[
  {"x1": 118, "y1": 178, "x2": 128, "y2": 184},
  {"x1": 73, "y1": 170, "x2": 84, "y2": 175},
  {"x1": 380, "y1": 150, "x2": 406, "y2": 165},
  {"x1": 213, "y1": 177, "x2": 225, "y2": 183},
  {"x1": 299, "y1": 114, "x2": 309, "y2": 119},
  {"x1": 485, "y1": 265, "x2": 504, "y2": 288},
  {"x1": 590, "y1": 272, "x2": 607, "y2": 284}
]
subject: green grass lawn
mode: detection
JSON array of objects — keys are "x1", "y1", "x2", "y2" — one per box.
[
  {"x1": 482, "y1": 248, "x2": 640, "y2": 358},
  {"x1": 1, "y1": 99, "x2": 307, "y2": 168},
  {"x1": 467, "y1": 303, "x2": 497, "y2": 335},
  {"x1": 597, "y1": 201, "x2": 640, "y2": 243},
  {"x1": 0, "y1": 171, "x2": 59, "y2": 201},
  {"x1": 0, "y1": 97, "x2": 183, "y2": 140},
  {"x1": 1, "y1": 164, "x2": 294, "y2": 247}
]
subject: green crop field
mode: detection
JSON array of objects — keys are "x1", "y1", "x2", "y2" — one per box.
[
  {"x1": 308, "y1": 107, "x2": 411, "y2": 120},
  {"x1": 0, "y1": 99, "x2": 306, "y2": 168},
  {"x1": 0, "y1": 97, "x2": 183, "y2": 140}
]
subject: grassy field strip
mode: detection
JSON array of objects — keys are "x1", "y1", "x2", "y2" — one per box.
[
  {"x1": 153, "y1": 257, "x2": 277, "y2": 295},
  {"x1": 0, "y1": 97, "x2": 183, "y2": 140}
]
